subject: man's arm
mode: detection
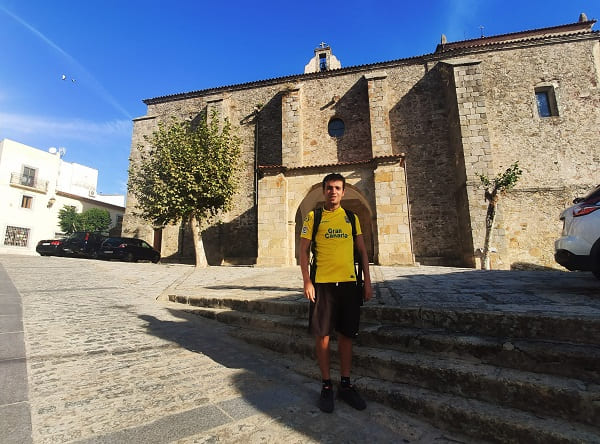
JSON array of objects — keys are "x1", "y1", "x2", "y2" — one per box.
[
  {"x1": 299, "y1": 237, "x2": 315, "y2": 302},
  {"x1": 354, "y1": 234, "x2": 373, "y2": 302}
]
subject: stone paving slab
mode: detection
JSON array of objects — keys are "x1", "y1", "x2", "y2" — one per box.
[
  {"x1": 0, "y1": 255, "x2": 479, "y2": 443},
  {"x1": 0, "y1": 358, "x2": 28, "y2": 405},
  {"x1": 1, "y1": 403, "x2": 33, "y2": 444},
  {"x1": 0, "y1": 261, "x2": 32, "y2": 444}
]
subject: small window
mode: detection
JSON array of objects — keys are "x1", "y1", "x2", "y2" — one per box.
[
  {"x1": 328, "y1": 118, "x2": 345, "y2": 138},
  {"x1": 319, "y1": 54, "x2": 327, "y2": 71},
  {"x1": 21, "y1": 166, "x2": 36, "y2": 187},
  {"x1": 535, "y1": 86, "x2": 558, "y2": 117},
  {"x1": 21, "y1": 195, "x2": 33, "y2": 209},
  {"x1": 4, "y1": 226, "x2": 30, "y2": 247}
]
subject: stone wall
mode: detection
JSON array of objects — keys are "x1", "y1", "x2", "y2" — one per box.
[
  {"x1": 299, "y1": 75, "x2": 372, "y2": 165},
  {"x1": 462, "y1": 39, "x2": 600, "y2": 268},
  {"x1": 387, "y1": 63, "x2": 464, "y2": 263},
  {"x1": 125, "y1": 85, "x2": 285, "y2": 264},
  {"x1": 124, "y1": 27, "x2": 600, "y2": 269},
  {"x1": 442, "y1": 59, "x2": 500, "y2": 267}
]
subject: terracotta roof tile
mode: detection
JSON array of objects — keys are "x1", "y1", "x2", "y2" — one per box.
[
  {"x1": 436, "y1": 20, "x2": 596, "y2": 53},
  {"x1": 258, "y1": 154, "x2": 404, "y2": 173},
  {"x1": 143, "y1": 20, "x2": 598, "y2": 105}
]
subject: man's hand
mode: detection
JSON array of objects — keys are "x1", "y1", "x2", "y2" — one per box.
[
  {"x1": 304, "y1": 280, "x2": 316, "y2": 303},
  {"x1": 363, "y1": 282, "x2": 373, "y2": 302}
]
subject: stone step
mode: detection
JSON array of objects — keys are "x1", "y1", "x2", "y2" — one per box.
[
  {"x1": 358, "y1": 324, "x2": 600, "y2": 383},
  {"x1": 363, "y1": 305, "x2": 600, "y2": 346},
  {"x1": 170, "y1": 295, "x2": 600, "y2": 345},
  {"x1": 171, "y1": 303, "x2": 599, "y2": 428},
  {"x1": 352, "y1": 344, "x2": 599, "y2": 428},
  {"x1": 225, "y1": 327, "x2": 600, "y2": 444},
  {"x1": 170, "y1": 297, "x2": 600, "y2": 382},
  {"x1": 236, "y1": 326, "x2": 599, "y2": 428},
  {"x1": 363, "y1": 377, "x2": 600, "y2": 444}
]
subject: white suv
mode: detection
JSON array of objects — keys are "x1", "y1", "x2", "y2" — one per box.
[{"x1": 555, "y1": 184, "x2": 600, "y2": 279}]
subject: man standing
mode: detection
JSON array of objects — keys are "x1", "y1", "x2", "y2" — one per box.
[{"x1": 300, "y1": 173, "x2": 373, "y2": 413}]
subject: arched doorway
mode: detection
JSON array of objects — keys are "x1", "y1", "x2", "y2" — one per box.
[{"x1": 294, "y1": 183, "x2": 375, "y2": 264}]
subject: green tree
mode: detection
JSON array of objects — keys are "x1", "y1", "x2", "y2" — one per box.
[
  {"x1": 477, "y1": 162, "x2": 523, "y2": 270},
  {"x1": 58, "y1": 205, "x2": 112, "y2": 234},
  {"x1": 79, "y1": 208, "x2": 111, "y2": 232},
  {"x1": 58, "y1": 205, "x2": 80, "y2": 234},
  {"x1": 128, "y1": 111, "x2": 242, "y2": 267}
]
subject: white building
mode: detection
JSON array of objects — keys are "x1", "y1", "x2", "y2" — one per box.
[{"x1": 0, "y1": 139, "x2": 125, "y2": 255}]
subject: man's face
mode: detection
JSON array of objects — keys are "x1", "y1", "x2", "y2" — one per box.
[{"x1": 323, "y1": 180, "x2": 345, "y2": 208}]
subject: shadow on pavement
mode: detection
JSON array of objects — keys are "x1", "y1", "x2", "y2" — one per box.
[
  {"x1": 377, "y1": 268, "x2": 600, "y2": 306},
  {"x1": 204, "y1": 285, "x2": 301, "y2": 292},
  {"x1": 136, "y1": 310, "x2": 405, "y2": 442}
]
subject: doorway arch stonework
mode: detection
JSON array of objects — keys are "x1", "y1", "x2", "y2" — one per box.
[{"x1": 256, "y1": 158, "x2": 414, "y2": 266}]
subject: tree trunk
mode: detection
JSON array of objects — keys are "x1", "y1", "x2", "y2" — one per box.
[
  {"x1": 482, "y1": 200, "x2": 497, "y2": 270},
  {"x1": 189, "y1": 215, "x2": 208, "y2": 268}
]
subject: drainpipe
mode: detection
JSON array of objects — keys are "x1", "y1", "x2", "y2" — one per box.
[
  {"x1": 403, "y1": 156, "x2": 415, "y2": 264},
  {"x1": 253, "y1": 106, "x2": 259, "y2": 207}
]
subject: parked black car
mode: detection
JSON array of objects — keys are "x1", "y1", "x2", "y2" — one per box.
[
  {"x1": 36, "y1": 238, "x2": 65, "y2": 256},
  {"x1": 60, "y1": 231, "x2": 107, "y2": 258},
  {"x1": 97, "y1": 237, "x2": 160, "y2": 263}
]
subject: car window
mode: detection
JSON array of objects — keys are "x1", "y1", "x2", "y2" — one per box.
[
  {"x1": 67, "y1": 232, "x2": 85, "y2": 241},
  {"x1": 103, "y1": 238, "x2": 123, "y2": 247},
  {"x1": 141, "y1": 240, "x2": 152, "y2": 249}
]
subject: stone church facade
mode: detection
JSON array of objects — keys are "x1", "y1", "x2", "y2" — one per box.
[{"x1": 124, "y1": 16, "x2": 600, "y2": 269}]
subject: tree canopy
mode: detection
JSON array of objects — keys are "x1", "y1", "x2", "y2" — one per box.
[
  {"x1": 478, "y1": 162, "x2": 523, "y2": 204},
  {"x1": 58, "y1": 206, "x2": 112, "y2": 234},
  {"x1": 79, "y1": 208, "x2": 112, "y2": 232},
  {"x1": 127, "y1": 111, "x2": 242, "y2": 265},
  {"x1": 58, "y1": 205, "x2": 79, "y2": 233}
]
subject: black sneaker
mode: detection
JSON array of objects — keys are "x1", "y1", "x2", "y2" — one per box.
[
  {"x1": 338, "y1": 384, "x2": 366, "y2": 410},
  {"x1": 318, "y1": 387, "x2": 334, "y2": 413}
]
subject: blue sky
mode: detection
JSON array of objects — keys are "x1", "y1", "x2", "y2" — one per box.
[{"x1": 1, "y1": 1, "x2": 598, "y2": 195}]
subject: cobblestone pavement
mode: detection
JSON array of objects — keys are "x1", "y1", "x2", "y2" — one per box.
[{"x1": 1, "y1": 255, "x2": 492, "y2": 444}]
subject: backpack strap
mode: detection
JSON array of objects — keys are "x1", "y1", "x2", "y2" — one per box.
[
  {"x1": 344, "y1": 208, "x2": 357, "y2": 237},
  {"x1": 343, "y1": 209, "x2": 363, "y2": 286},
  {"x1": 309, "y1": 207, "x2": 322, "y2": 282}
]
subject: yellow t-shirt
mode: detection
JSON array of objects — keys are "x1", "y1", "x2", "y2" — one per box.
[{"x1": 301, "y1": 207, "x2": 362, "y2": 283}]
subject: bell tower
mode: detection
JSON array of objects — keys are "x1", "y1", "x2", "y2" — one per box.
[{"x1": 304, "y1": 42, "x2": 341, "y2": 73}]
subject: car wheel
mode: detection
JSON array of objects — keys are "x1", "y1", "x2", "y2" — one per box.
[
  {"x1": 592, "y1": 241, "x2": 600, "y2": 280},
  {"x1": 593, "y1": 253, "x2": 600, "y2": 280},
  {"x1": 152, "y1": 256, "x2": 160, "y2": 264}
]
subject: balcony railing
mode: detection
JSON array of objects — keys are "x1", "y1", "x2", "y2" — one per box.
[{"x1": 9, "y1": 172, "x2": 49, "y2": 193}]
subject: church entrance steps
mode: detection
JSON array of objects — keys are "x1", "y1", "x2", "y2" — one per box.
[{"x1": 164, "y1": 295, "x2": 600, "y2": 442}]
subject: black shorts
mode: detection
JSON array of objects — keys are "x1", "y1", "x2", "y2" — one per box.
[{"x1": 308, "y1": 282, "x2": 363, "y2": 338}]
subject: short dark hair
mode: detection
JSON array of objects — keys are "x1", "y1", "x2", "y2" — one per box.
[{"x1": 322, "y1": 173, "x2": 346, "y2": 190}]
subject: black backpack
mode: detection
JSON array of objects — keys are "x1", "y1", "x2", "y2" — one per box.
[{"x1": 309, "y1": 207, "x2": 363, "y2": 286}]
